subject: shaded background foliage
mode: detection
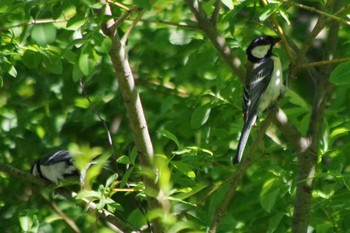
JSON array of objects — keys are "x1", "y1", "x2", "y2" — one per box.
[{"x1": 0, "y1": 0, "x2": 350, "y2": 232}]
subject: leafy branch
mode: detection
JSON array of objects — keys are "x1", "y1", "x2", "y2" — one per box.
[
  {"x1": 0, "y1": 164, "x2": 133, "y2": 232},
  {"x1": 98, "y1": 1, "x2": 168, "y2": 232}
]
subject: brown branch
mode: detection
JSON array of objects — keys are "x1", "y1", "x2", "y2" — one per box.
[
  {"x1": 279, "y1": 0, "x2": 350, "y2": 25},
  {"x1": 138, "y1": 18, "x2": 198, "y2": 29},
  {"x1": 0, "y1": 164, "x2": 133, "y2": 232},
  {"x1": 50, "y1": 202, "x2": 81, "y2": 233},
  {"x1": 121, "y1": 9, "x2": 144, "y2": 44},
  {"x1": 0, "y1": 18, "x2": 69, "y2": 32},
  {"x1": 334, "y1": 4, "x2": 350, "y2": 16},
  {"x1": 209, "y1": 110, "x2": 275, "y2": 232},
  {"x1": 294, "y1": 0, "x2": 336, "y2": 74},
  {"x1": 99, "y1": 1, "x2": 167, "y2": 232},
  {"x1": 296, "y1": 57, "x2": 350, "y2": 71},
  {"x1": 261, "y1": 0, "x2": 295, "y2": 62},
  {"x1": 184, "y1": 0, "x2": 245, "y2": 81},
  {"x1": 292, "y1": 1, "x2": 339, "y2": 232},
  {"x1": 211, "y1": 0, "x2": 222, "y2": 26}
]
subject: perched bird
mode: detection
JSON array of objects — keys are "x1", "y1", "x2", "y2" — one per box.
[
  {"x1": 234, "y1": 36, "x2": 285, "y2": 164},
  {"x1": 31, "y1": 150, "x2": 78, "y2": 183}
]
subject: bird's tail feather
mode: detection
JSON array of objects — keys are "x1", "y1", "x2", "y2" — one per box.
[{"x1": 233, "y1": 115, "x2": 257, "y2": 164}]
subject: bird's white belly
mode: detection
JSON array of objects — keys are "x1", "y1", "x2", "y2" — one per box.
[{"x1": 257, "y1": 56, "x2": 284, "y2": 115}]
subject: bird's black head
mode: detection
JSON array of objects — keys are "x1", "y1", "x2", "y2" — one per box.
[{"x1": 246, "y1": 36, "x2": 280, "y2": 63}]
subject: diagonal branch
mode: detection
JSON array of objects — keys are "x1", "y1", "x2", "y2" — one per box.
[
  {"x1": 292, "y1": 1, "x2": 339, "y2": 232},
  {"x1": 0, "y1": 164, "x2": 133, "y2": 232},
  {"x1": 184, "y1": 0, "x2": 245, "y2": 81},
  {"x1": 209, "y1": 109, "x2": 275, "y2": 232},
  {"x1": 99, "y1": 1, "x2": 168, "y2": 232}
]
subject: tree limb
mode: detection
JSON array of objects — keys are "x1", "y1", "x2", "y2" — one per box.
[
  {"x1": 0, "y1": 164, "x2": 133, "y2": 232},
  {"x1": 99, "y1": 1, "x2": 168, "y2": 232},
  {"x1": 184, "y1": 0, "x2": 245, "y2": 81},
  {"x1": 209, "y1": 110, "x2": 274, "y2": 232},
  {"x1": 292, "y1": 1, "x2": 339, "y2": 232}
]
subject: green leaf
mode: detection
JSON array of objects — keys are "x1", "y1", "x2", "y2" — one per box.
[
  {"x1": 8, "y1": 65, "x2": 17, "y2": 78},
  {"x1": 117, "y1": 155, "x2": 130, "y2": 164},
  {"x1": 267, "y1": 213, "x2": 284, "y2": 233},
  {"x1": 75, "y1": 190, "x2": 101, "y2": 199},
  {"x1": 79, "y1": 51, "x2": 95, "y2": 76},
  {"x1": 259, "y1": 5, "x2": 275, "y2": 21},
  {"x1": 105, "y1": 173, "x2": 119, "y2": 187},
  {"x1": 191, "y1": 104, "x2": 211, "y2": 129},
  {"x1": 286, "y1": 89, "x2": 309, "y2": 110},
  {"x1": 279, "y1": 9, "x2": 290, "y2": 25},
  {"x1": 31, "y1": 24, "x2": 57, "y2": 46},
  {"x1": 74, "y1": 97, "x2": 90, "y2": 108},
  {"x1": 42, "y1": 56, "x2": 63, "y2": 74},
  {"x1": 72, "y1": 63, "x2": 83, "y2": 82},
  {"x1": 221, "y1": 0, "x2": 233, "y2": 10},
  {"x1": 22, "y1": 50, "x2": 42, "y2": 69},
  {"x1": 95, "y1": 36, "x2": 112, "y2": 53},
  {"x1": 19, "y1": 212, "x2": 39, "y2": 232},
  {"x1": 260, "y1": 178, "x2": 281, "y2": 212},
  {"x1": 330, "y1": 127, "x2": 350, "y2": 139},
  {"x1": 169, "y1": 29, "x2": 192, "y2": 45},
  {"x1": 159, "y1": 128, "x2": 180, "y2": 148},
  {"x1": 330, "y1": 62, "x2": 350, "y2": 85},
  {"x1": 134, "y1": 0, "x2": 151, "y2": 9},
  {"x1": 316, "y1": 222, "x2": 333, "y2": 233}
]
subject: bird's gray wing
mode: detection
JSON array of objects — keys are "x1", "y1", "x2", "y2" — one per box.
[
  {"x1": 243, "y1": 58, "x2": 274, "y2": 122},
  {"x1": 41, "y1": 150, "x2": 72, "y2": 165}
]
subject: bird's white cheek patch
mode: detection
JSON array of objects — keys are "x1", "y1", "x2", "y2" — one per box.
[{"x1": 251, "y1": 45, "x2": 271, "y2": 59}]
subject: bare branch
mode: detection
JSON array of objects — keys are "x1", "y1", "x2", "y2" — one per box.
[
  {"x1": 184, "y1": 0, "x2": 245, "y2": 81},
  {"x1": 211, "y1": 0, "x2": 222, "y2": 26},
  {"x1": 50, "y1": 202, "x2": 81, "y2": 233},
  {"x1": 79, "y1": 80, "x2": 119, "y2": 170},
  {"x1": 292, "y1": 1, "x2": 339, "y2": 232},
  {"x1": 297, "y1": 57, "x2": 350, "y2": 71},
  {"x1": 138, "y1": 18, "x2": 198, "y2": 29},
  {"x1": 121, "y1": 9, "x2": 144, "y2": 44},
  {"x1": 99, "y1": 1, "x2": 168, "y2": 232},
  {"x1": 279, "y1": 0, "x2": 350, "y2": 25}
]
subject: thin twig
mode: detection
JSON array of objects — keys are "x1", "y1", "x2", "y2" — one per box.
[
  {"x1": 121, "y1": 9, "x2": 144, "y2": 44},
  {"x1": 110, "y1": 5, "x2": 141, "y2": 36},
  {"x1": 79, "y1": 80, "x2": 119, "y2": 170},
  {"x1": 0, "y1": 164, "x2": 133, "y2": 232},
  {"x1": 106, "y1": 0, "x2": 130, "y2": 11},
  {"x1": 50, "y1": 201, "x2": 81, "y2": 233},
  {"x1": 184, "y1": 0, "x2": 245, "y2": 81},
  {"x1": 297, "y1": 57, "x2": 350, "y2": 71},
  {"x1": 260, "y1": 0, "x2": 295, "y2": 63},
  {"x1": 0, "y1": 18, "x2": 69, "y2": 32},
  {"x1": 279, "y1": 0, "x2": 350, "y2": 25},
  {"x1": 334, "y1": 4, "x2": 350, "y2": 16},
  {"x1": 138, "y1": 18, "x2": 198, "y2": 29},
  {"x1": 209, "y1": 110, "x2": 275, "y2": 232}
]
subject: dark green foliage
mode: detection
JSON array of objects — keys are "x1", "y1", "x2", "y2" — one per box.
[{"x1": 0, "y1": 0, "x2": 349, "y2": 232}]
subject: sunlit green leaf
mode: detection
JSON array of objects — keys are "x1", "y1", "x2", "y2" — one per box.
[
  {"x1": 159, "y1": 128, "x2": 180, "y2": 148},
  {"x1": 31, "y1": 24, "x2": 57, "y2": 46},
  {"x1": 191, "y1": 104, "x2": 211, "y2": 129},
  {"x1": 79, "y1": 51, "x2": 95, "y2": 76},
  {"x1": 330, "y1": 62, "x2": 350, "y2": 85},
  {"x1": 221, "y1": 0, "x2": 233, "y2": 10}
]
